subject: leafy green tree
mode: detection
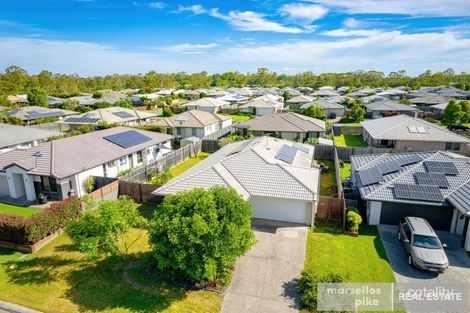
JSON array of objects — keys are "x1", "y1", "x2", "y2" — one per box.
[
  {"x1": 162, "y1": 105, "x2": 173, "y2": 117},
  {"x1": 66, "y1": 196, "x2": 147, "y2": 261},
  {"x1": 301, "y1": 105, "x2": 326, "y2": 120},
  {"x1": 348, "y1": 102, "x2": 366, "y2": 122},
  {"x1": 149, "y1": 170, "x2": 173, "y2": 185},
  {"x1": 27, "y1": 87, "x2": 48, "y2": 107},
  {"x1": 149, "y1": 186, "x2": 255, "y2": 284},
  {"x1": 443, "y1": 99, "x2": 464, "y2": 125},
  {"x1": 282, "y1": 91, "x2": 291, "y2": 102},
  {"x1": 114, "y1": 99, "x2": 134, "y2": 109},
  {"x1": 459, "y1": 100, "x2": 470, "y2": 124}
]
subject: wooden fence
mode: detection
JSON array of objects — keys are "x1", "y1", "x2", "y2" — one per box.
[
  {"x1": 313, "y1": 144, "x2": 335, "y2": 160},
  {"x1": 316, "y1": 196, "x2": 345, "y2": 222},
  {"x1": 89, "y1": 180, "x2": 119, "y2": 202},
  {"x1": 202, "y1": 140, "x2": 219, "y2": 152},
  {"x1": 28, "y1": 122, "x2": 70, "y2": 132},
  {"x1": 118, "y1": 140, "x2": 202, "y2": 183},
  {"x1": 119, "y1": 180, "x2": 162, "y2": 203}
]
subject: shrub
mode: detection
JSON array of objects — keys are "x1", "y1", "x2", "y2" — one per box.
[
  {"x1": 300, "y1": 270, "x2": 350, "y2": 311},
  {"x1": 149, "y1": 170, "x2": 173, "y2": 185},
  {"x1": 346, "y1": 210, "x2": 362, "y2": 233},
  {"x1": 83, "y1": 176, "x2": 96, "y2": 193},
  {"x1": 149, "y1": 186, "x2": 255, "y2": 285},
  {"x1": 0, "y1": 197, "x2": 82, "y2": 245}
]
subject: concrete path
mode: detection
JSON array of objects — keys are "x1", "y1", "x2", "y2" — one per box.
[
  {"x1": 0, "y1": 301, "x2": 41, "y2": 313},
  {"x1": 222, "y1": 220, "x2": 308, "y2": 313}
]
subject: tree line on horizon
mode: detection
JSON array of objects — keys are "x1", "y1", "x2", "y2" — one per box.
[{"x1": 0, "y1": 66, "x2": 469, "y2": 101}]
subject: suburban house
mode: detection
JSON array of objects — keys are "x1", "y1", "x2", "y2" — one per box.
[
  {"x1": 216, "y1": 94, "x2": 248, "y2": 105},
  {"x1": 7, "y1": 95, "x2": 28, "y2": 105},
  {"x1": 154, "y1": 136, "x2": 320, "y2": 225},
  {"x1": 285, "y1": 95, "x2": 313, "y2": 110},
  {"x1": 155, "y1": 109, "x2": 232, "y2": 138},
  {"x1": 309, "y1": 89, "x2": 340, "y2": 98},
  {"x1": 2, "y1": 106, "x2": 78, "y2": 125},
  {"x1": 300, "y1": 99, "x2": 345, "y2": 117},
  {"x1": 239, "y1": 95, "x2": 284, "y2": 116},
  {"x1": 361, "y1": 115, "x2": 470, "y2": 152},
  {"x1": 376, "y1": 88, "x2": 408, "y2": 100},
  {"x1": 60, "y1": 107, "x2": 158, "y2": 129},
  {"x1": 409, "y1": 94, "x2": 452, "y2": 110},
  {"x1": 364, "y1": 100, "x2": 420, "y2": 119},
  {"x1": 0, "y1": 127, "x2": 173, "y2": 202},
  {"x1": 236, "y1": 112, "x2": 326, "y2": 141},
  {"x1": 0, "y1": 123, "x2": 63, "y2": 154},
  {"x1": 350, "y1": 151, "x2": 470, "y2": 251},
  {"x1": 181, "y1": 98, "x2": 231, "y2": 113}
]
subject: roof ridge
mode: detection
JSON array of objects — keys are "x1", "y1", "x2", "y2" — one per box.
[
  {"x1": 363, "y1": 115, "x2": 410, "y2": 137},
  {"x1": 188, "y1": 110, "x2": 205, "y2": 127},
  {"x1": 279, "y1": 114, "x2": 308, "y2": 132},
  {"x1": 50, "y1": 140, "x2": 55, "y2": 177},
  {"x1": 212, "y1": 163, "x2": 251, "y2": 197},
  {"x1": 445, "y1": 176, "x2": 470, "y2": 200},
  {"x1": 280, "y1": 164, "x2": 317, "y2": 197}
]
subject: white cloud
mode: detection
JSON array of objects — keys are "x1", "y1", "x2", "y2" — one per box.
[
  {"x1": 304, "y1": 0, "x2": 470, "y2": 17},
  {"x1": 322, "y1": 28, "x2": 383, "y2": 37},
  {"x1": 209, "y1": 9, "x2": 310, "y2": 33},
  {"x1": 279, "y1": 3, "x2": 328, "y2": 24},
  {"x1": 149, "y1": 2, "x2": 165, "y2": 9},
  {"x1": 155, "y1": 42, "x2": 218, "y2": 54},
  {"x1": 175, "y1": 4, "x2": 208, "y2": 15},
  {"x1": 343, "y1": 17, "x2": 361, "y2": 28}
]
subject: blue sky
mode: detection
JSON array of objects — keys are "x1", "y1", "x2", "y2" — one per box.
[{"x1": 0, "y1": 0, "x2": 469, "y2": 76}]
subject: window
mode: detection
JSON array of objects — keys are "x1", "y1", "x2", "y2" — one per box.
[
  {"x1": 192, "y1": 128, "x2": 198, "y2": 136},
  {"x1": 403, "y1": 223, "x2": 411, "y2": 240},
  {"x1": 107, "y1": 160, "x2": 116, "y2": 167},
  {"x1": 176, "y1": 128, "x2": 182, "y2": 136},
  {"x1": 445, "y1": 142, "x2": 460, "y2": 151},
  {"x1": 119, "y1": 157, "x2": 127, "y2": 166},
  {"x1": 41, "y1": 176, "x2": 57, "y2": 192},
  {"x1": 136, "y1": 151, "x2": 143, "y2": 163}
]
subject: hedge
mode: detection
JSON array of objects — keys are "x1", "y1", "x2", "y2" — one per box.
[{"x1": 0, "y1": 197, "x2": 82, "y2": 245}]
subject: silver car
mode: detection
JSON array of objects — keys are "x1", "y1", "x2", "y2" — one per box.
[{"x1": 397, "y1": 216, "x2": 448, "y2": 273}]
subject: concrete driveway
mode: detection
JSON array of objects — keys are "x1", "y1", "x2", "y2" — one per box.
[{"x1": 221, "y1": 219, "x2": 308, "y2": 313}]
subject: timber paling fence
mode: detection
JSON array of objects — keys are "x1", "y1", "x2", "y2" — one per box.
[{"x1": 118, "y1": 140, "x2": 202, "y2": 183}]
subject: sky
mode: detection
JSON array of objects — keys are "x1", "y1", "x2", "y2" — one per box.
[{"x1": 0, "y1": 0, "x2": 469, "y2": 76}]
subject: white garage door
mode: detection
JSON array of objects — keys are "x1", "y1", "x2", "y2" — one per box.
[
  {"x1": 250, "y1": 196, "x2": 312, "y2": 225},
  {"x1": 0, "y1": 175, "x2": 9, "y2": 196}
]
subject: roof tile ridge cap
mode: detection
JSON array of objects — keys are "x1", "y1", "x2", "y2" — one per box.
[
  {"x1": 157, "y1": 165, "x2": 217, "y2": 190},
  {"x1": 292, "y1": 111, "x2": 324, "y2": 128},
  {"x1": 355, "y1": 153, "x2": 390, "y2": 171},
  {"x1": 97, "y1": 108, "x2": 105, "y2": 122},
  {"x1": 277, "y1": 163, "x2": 316, "y2": 197},
  {"x1": 133, "y1": 108, "x2": 141, "y2": 119},
  {"x1": 366, "y1": 152, "x2": 434, "y2": 197},
  {"x1": 279, "y1": 113, "x2": 307, "y2": 132},
  {"x1": 445, "y1": 176, "x2": 470, "y2": 200},
  {"x1": 50, "y1": 141, "x2": 55, "y2": 177},
  {"x1": 189, "y1": 110, "x2": 205, "y2": 127},
  {"x1": 212, "y1": 163, "x2": 251, "y2": 197}
]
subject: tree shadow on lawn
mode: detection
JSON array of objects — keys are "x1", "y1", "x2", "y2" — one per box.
[{"x1": 4, "y1": 249, "x2": 187, "y2": 312}]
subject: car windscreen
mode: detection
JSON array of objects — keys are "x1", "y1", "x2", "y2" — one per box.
[{"x1": 412, "y1": 235, "x2": 441, "y2": 249}]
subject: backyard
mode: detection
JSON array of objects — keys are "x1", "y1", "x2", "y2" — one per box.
[
  {"x1": 0, "y1": 203, "x2": 41, "y2": 217},
  {"x1": 317, "y1": 159, "x2": 337, "y2": 197},
  {"x1": 334, "y1": 135, "x2": 367, "y2": 147},
  {"x1": 0, "y1": 208, "x2": 221, "y2": 313},
  {"x1": 223, "y1": 114, "x2": 253, "y2": 122},
  {"x1": 168, "y1": 152, "x2": 210, "y2": 177},
  {"x1": 340, "y1": 161, "x2": 351, "y2": 181}
]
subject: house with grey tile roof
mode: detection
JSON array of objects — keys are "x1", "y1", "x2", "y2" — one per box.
[
  {"x1": 0, "y1": 127, "x2": 173, "y2": 202},
  {"x1": 181, "y1": 98, "x2": 232, "y2": 113},
  {"x1": 154, "y1": 136, "x2": 320, "y2": 225},
  {"x1": 361, "y1": 115, "x2": 470, "y2": 152},
  {"x1": 364, "y1": 100, "x2": 420, "y2": 119},
  {"x1": 0, "y1": 123, "x2": 63, "y2": 153},
  {"x1": 235, "y1": 112, "x2": 326, "y2": 142},
  {"x1": 300, "y1": 99, "x2": 345, "y2": 117},
  {"x1": 155, "y1": 109, "x2": 232, "y2": 138},
  {"x1": 2, "y1": 106, "x2": 78, "y2": 125},
  {"x1": 350, "y1": 151, "x2": 470, "y2": 251},
  {"x1": 285, "y1": 95, "x2": 313, "y2": 110},
  {"x1": 239, "y1": 95, "x2": 284, "y2": 116}
]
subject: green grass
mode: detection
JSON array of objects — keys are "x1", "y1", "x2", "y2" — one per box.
[
  {"x1": 334, "y1": 135, "x2": 367, "y2": 147},
  {"x1": 338, "y1": 122, "x2": 362, "y2": 126},
  {"x1": 223, "y1": 114, "x2": 253, "y2": 122},
  {"x1": 0, "y1": 228, "x2": 221, "y2": 313},
  {"x1": 317, "y1": 159, "x2": 337, "y2": 197},
  {"x1": 340, "y1": 161, "x2": 351, "y2": 180},
  {"x1": 168, "y1": 152, "x2": 210, "y2": 178},
  {"x1": 0, "y1": 203, "x2": 42, "y2": 217},
  {"x1": 304, "y1": 222, "x2": 396, "y2": 283}
]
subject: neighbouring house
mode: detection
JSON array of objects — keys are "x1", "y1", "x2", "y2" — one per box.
[
  {"x1": 309, "y1": 89, "x2": 340, "y2": 98},
  {"x1": 285, "y1": 95, "x2": 313, "y2": 110},
  {"x1": 216, "y1": 94, "x2": 249, "y2": 105},
  {"x1": 47, "y1": 96, "x2": 65, "y2": 108},
  {"x1": 60, "y1": 107, "x2": 158, "y2": 129},
  {"x1": 2, "y1": 106, "x2": 78, "y2": 125},
  {"x1": 0, "y1": 127, "x2": 173, "y2": 202},
  {"x1": 181, "y1": 98, "x2": 231, "y2": 113},
  {"x1": 350, "y1": 151, "x2": 470, "y2": 251},
  {"x1": 7, "y1": 95, "x2": 28, "y2": 105},
  {"x1": 364, "y1": 100, "x2": 420, "y2": 119},
  {"x1": 0, "y1": 123, "x2": 63, "y2": 154},
  {"x1": 300, "y1": 99, "x2": 345, "y2": 117},
  {"x1": 361, "y1": 115, "x2": 470, "y2": 152},
  {"x1": 236, "y1": 112, "x2": 326, "y2": 141},
  {"x1": 376, "y1": 88, "x2": 408, "y2": 100},
  {"x1": 154, "y1": 136, "x2": 320, "y2": 225},
  {"x1": 239, "y1": 96, "x2": 284, "y2": 116},
  {"x1": 409, "y1": 94, "x2": 452, "y2": 110},
  {"x1": 155, "y1": 109, "x2": 232, "y2": 138}
]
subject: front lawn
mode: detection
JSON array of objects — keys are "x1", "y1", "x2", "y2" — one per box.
[
  {"x1": 223, "y1": 114, "x2": 253, "y2": 122},
  {"x1": 0, "y1": 227, "x2": 221, "y2": 313},
  {"x1": 317, "y1": 159, "x2": 337, "y2": 197},
  {"x1": 0, "y1": 203, "x2": 42, "y2": 217},
  {"x1": 304, "y1": 222, "x2": 396, "y2": 283},
  {"x1": 168, "y1": 152, "x2": 210, "y2": 178},
  {"x1": 334, "y1": 135, "x2": 367, "y2": 147}
]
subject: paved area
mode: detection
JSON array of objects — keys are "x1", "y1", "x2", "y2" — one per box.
[
  {"x1": 0, "y1": 301, "x2": 41, "y2": 313},
  {"x1": 222, "y1": 220, "x2": 308, "y2": 313},
  {"x1": 378, "y1": 224, "x2": 470, "y2": 312}
]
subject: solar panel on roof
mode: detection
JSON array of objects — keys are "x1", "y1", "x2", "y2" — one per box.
[
  {"x1": 103, "y1": 130, "x2": 152, "y2": 148},
  {"x1": 397, "y1": 155, "x2": 422, "y2": 166},
  {"x1": 424, "y1": 161, "x2": 459, "y2": 176},
  {"x1": 293, "y1": 143, "x2": 310, "y2": 154},
  {"x1": 112, "y1": 111, "x2": 134, "y2": 119},
  {"x1": 376, "y1": 159, "x2": 401, "y2": 175},
  {"x1": 25, "y1": 111, "x2": 64, "y2": 118},
  {"x1": 275, "y1": 144, "x2": 298, "y2": 164},
  {"x1": 357, "y1": 166, "x2": 384, "y2": 186},
  {"x1": 4, "y1": 108, "x2": 20, "y2": 116},
  {"x1": 64, "y1": 117, "x2": 101, "y2": 123},
  {"x1": 414, "y1": 172, "x2": 449, "y2": 188},
  {"x1": 394, "y1": 183, "x2": 443, "y2": 202}
]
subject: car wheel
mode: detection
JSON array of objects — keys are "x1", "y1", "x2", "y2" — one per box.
[{"x1": 408, "y1": 255, "x2": 413, "y2": 266}]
